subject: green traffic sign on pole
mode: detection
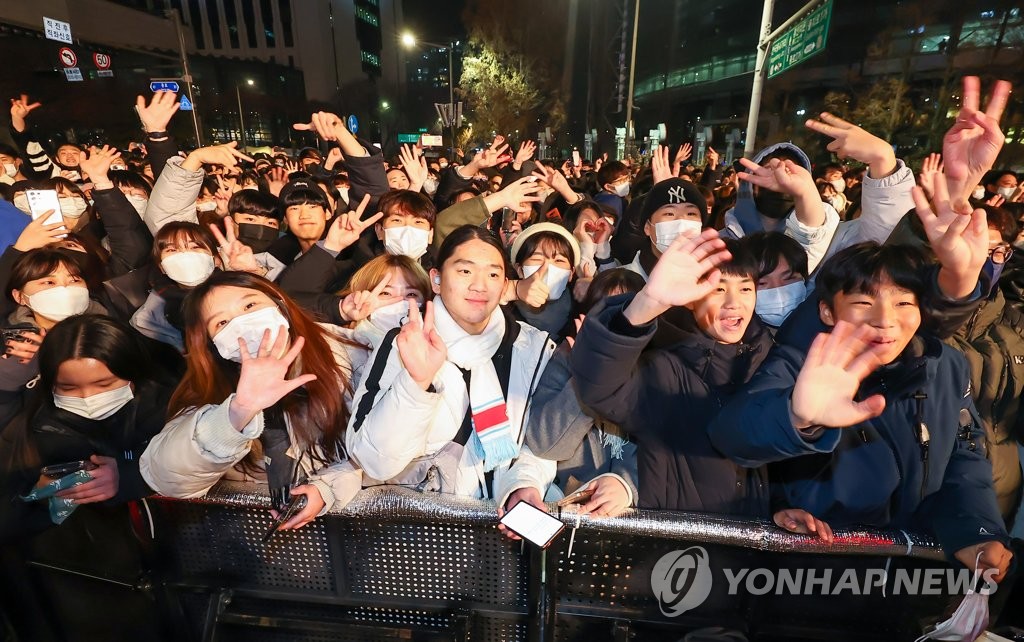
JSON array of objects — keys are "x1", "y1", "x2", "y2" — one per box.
[
  {"x1": 397, "y1": 133, "x2": 420, "y2": 144},
  {"x1": 767, "y1": 0, "x2": 833, "y2": 79}
]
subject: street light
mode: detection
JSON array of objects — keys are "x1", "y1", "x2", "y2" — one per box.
[
  {"x1": 381, "y1": 101, "x2": 391, "y2": 111},
  {"x1": 402, "y1": 30, "x2": 457, "y2": 158},
  {"x1": 236, "y1": 78, "x2": 255, "y2": 150}
]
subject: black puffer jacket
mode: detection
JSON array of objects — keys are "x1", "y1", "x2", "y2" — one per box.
[{"x1": 569, "y1": 293, "x2": 773, "y2": 515}]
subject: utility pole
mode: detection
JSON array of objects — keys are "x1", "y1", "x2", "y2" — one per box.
[
  {"x1": 623, "y1": 0, "x2": 640, "y2": 156},
  {"x1": 743, "y1": 0, "x2": 775, "y2": 157},
  {"x1": 236, "y1": 85, "x2": 246, "y2": 150},
  {"x1": 168, "y1": 8, "x2": 202, "y2": 146}
]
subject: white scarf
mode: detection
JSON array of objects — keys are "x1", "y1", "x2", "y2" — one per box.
[{"x1": 431, "y1": 297, "x2": 518, "y2": 471}]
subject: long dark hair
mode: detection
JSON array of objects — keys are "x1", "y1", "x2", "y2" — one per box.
[
  {"x1": 436, "y1": 224, "x2": 509, "y2": 275},
  {"x1": 169, "y1": 271, "x2": 358, "y2": 461}
]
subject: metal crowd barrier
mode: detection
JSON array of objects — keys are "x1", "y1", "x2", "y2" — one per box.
[{"x1": 144, "y1": 482, "x2": 963, "y2": 642}]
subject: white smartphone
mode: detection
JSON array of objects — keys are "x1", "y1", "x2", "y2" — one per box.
[
  {"x1": 572, "y1": 150, "x2": 581, "y2": 167},
  {"x1": 25, "y1": 189, "x2": 64, "y2": 227},
  {"x1": 499, "y1": 501, "x2": 565, "y2": 548}
]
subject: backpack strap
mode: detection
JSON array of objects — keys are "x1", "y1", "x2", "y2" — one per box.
[{"x1": 350, "y1": 327, "x2": 402, "y2": 434}]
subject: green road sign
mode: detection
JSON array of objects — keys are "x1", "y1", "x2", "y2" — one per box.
[
  {"x1": 767, "y1": 0, "x2": 833, "y2": 79},
  {"x1": 397, "y1": 133, "x2": 420, "y2": 143}
]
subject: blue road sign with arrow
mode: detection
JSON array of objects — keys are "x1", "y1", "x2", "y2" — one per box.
[
  {"x1": 179, "y1": 95, "x2": 193, "y2": 111},
  {"x1": 347, "y1": 114, "x2": 359, "y2": 134}
]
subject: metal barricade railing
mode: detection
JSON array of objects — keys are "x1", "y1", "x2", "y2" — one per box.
[{"x1": 147, "y1": 482, "x2": 960, "y2": 642}]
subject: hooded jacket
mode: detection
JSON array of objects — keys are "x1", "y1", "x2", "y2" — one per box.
[
  {"x1": 722, "y1": 142, "x2": 913, "y2": 273},
  {"x1": 569, "y1": 293, "x2": 773, "y2": 515}
]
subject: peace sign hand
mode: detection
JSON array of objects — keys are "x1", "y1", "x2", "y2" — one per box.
[
  {"x1": 229, "y1": 330, "x2": 317, "y2": 430},
  {"x1": 912, "y1": 172, "x2": 988, "y2": 299},
  {"x1": 790, "y1": 321, "x2": 888, "y2": 430},
  {"x1": 340, "y1": 273, "x2": 404, "y2": 323},
  {"x1": 395, "y1": 300, "x2": 447, "y2": 390},
  {"x1": 804, "y1": 112, "x2": 896, "y2": 178},
  {"x1": 943, "y1": 76, "x2": 1013, "y2": 212},
  {"x1": 324, "y1": 194, "x2": 382, "y2": 253},
  {"x1": 738, "y1": 157, "x2": 816, "y2": 199},
  {"x1": 10, "y1": 94, "x2": 41, "y2": 132},
  {"x1": 210, "y1": 223, "x2": 262, "y2": 274}
]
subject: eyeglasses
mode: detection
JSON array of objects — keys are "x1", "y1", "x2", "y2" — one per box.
[{"x1": 989, "y1": 243, "x2": 1014, "y2": 264}]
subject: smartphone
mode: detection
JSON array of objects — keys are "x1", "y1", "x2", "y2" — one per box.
[
  {"x1": 556, "y1": 487, "x2": 595, "y2": 507},
  {"x1": 572, "y1": 149, "x2": 581, "y2": 167},
  {"x1": 2, "y1": 323, "x2": 40, "y2": 343},
  {"x1": 1011, "y1": 186, "x2": 1024, "y2": 202},
  {"x1": 25, "y1": 189, "x2": 64, "y2": 227},
  {"x1": 499, "y1": 500, "x2": 565, "y2": 548},
  {"x1": 262, "y1": 494, "x2": 308, "y2": 542},
  {"x1": 41, "y1": 460, "x2": 97, "y2": 478},
  {"x1": 501, "y1": 207, "x2": 515, "y2": 232}
]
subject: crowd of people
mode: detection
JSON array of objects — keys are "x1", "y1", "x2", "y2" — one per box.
[{"x1": 1, "y1": 75, "x2": 1023, "y2": 597}]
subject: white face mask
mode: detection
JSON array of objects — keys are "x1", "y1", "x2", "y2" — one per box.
[
  {"x1": 212, "y1": 305, "x2": 291, "y2": 362},
  {"x1": 54, "y1": 384, "x2": 134, "y2": 421},
  {"x1": 828, "y1": 195, "x2": 847, "y2": 212},
  {"x1": 998, "y1": 186, "x2": 1017, "y2": 200},
  {"x1": 337, "y1": 187, "x2": 350, "y2": 203},
  {"x1": 13, "y1": 194, "x2": 30, "y2": 214},
  {"x1": 161, "y1": 251, "x2": 215, "y2": 287},
  {"x1": 125, "y1": 194, "x2": 148, "y2": 217},
  {"x1": 383, "y1": 225, "x2": 430, "y2": 260},
  {"x1": 613, "y1": 182, "x2": 631, "y2": 198},
  {"x1": 521, "y1": 263, "x2": 572, "y2": 301},
  {"x1": 754, "y1": 280, "x2": 807, "y2": 327},
  {"x1": 423, "y1": 177, "x2": 439, "y2": 195},
  {"x1": 973, "y1": 186, "x2": 987, "y2": 201},
  {"x1": 3, "y1": 162, "x2": 16, "y2": 178},
  {"x1": 58, "y1": 196, "x2": 87, "y2": 219},
  {"x1": 829, "y1": 179, "x2": 845, "y2": 194},
  {"x1": 916, "y1": 554, "x2": 992, "y2": 642},
  {"x1": 196, "y1": 200, "x2": 218, "y2": 212},
  {"x1": 653, "y1": 218, "x2": 702, "y2": 253},
  {"x1": 25, "y1": 285, "x2": 90, "y2": 322},
  {"x1": 369, "y1": 299, "x2": 410, "y2": 332}
]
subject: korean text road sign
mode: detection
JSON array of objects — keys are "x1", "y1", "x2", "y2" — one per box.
[
  {"x1": 150, "y1": 80, "x2": 180, "y2": 93},
  {"x1": 44, "y1": 17, "x2": 72, "y2": 44},
  {"x1": 768, "y1": 0, "x2": 833, "y2": 79},
  {"x1": 64, "y1": 68, "x2": 83, "y2": 82}
]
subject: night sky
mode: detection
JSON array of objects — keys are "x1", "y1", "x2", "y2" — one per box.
[{"x1": 402, "y1": 0, "x2": 467, "y2": 41}]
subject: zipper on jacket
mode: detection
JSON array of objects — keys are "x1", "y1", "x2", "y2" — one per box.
[{"x1": 912, "y1": 390, "x2": 930, "y2": 500}]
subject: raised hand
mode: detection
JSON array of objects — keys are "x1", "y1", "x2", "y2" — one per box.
[
  {"x1": 943, "y1": 76, "x2": 1012, "y2": 212},
  {"x1": 213, "y1": 177, "x2": 233, "y2": 215},
  {"x1": 917, "y1": 152, "x2": 943, "y2": 200},
  {"x1": 4, "y1": 328, "x2": 45, "y2": 365},
  {"x1": 398, "y1": 144, "x2": 428, "y2": 192},
  {"x1": 294, "y1": 111, "x2": 348, "y2": 142},
  {"x1": 790, "y1": 321, "x2": 888, "y2": 430},
  {"x1": 10, "y1": 94, "x2": 41, "y2": 132},
  {"x1": 266, "y1": 167, "x2": 289, "y2": 197},
  {"x1": 579, "y1": 475, "x2": 631, "y2": 517},
  {"x1": 14, "y1": 216, "x2": 67, "y2": 252},
  {"x1": 395, "y1": 300, "x2": 447, "y2": 390},
  {"x1": 532, "y1": 161, "x2": 575, "y2": 200},
  {"x1": 672, "y1": 143, "x2": 693, "y2": 176},
  {"x1": 651, "y1": 145, "x2": 673, "y2": 184},
  {"x1": 55, "y1": 455, "x2": 119, "y2": 504},
  {"x1": 340, "y1": 274, "x2": 404, "y2": 323},
  {"x1": 473, "y1": 136, "x2": 510, "y2": 169},
  {"x1": 135, "y1": 90, "x2": 180, "y2": 133},
  {"x1": 229, "y1": 330, "x2": 317, "y2": 430},
  {"x1": 494, "y1": 175, "x2": 544, "y2": 211},
  {"x1": 805, "y1": 112, "x2": 897, "y2": 178},
  {"x1": 182, "y1": 141, "x2": 253, "y2": 172},
  {"x1": 623, "y1": 228, "x2": 732, "y2": 325},
  {"x1": 705, "y1": 146, "x2": 720, "y2": 169},
  {"x1": 774, "y1": 509, "x2": 834, "y2": 544},
  {"x1": 324, "y1": 194, "x2": 381, "y2": 253},
  {"x1": 514, "y1": 140, "x2": 537, "y2": 169},
  {"x1": 210, "y1": 223, "x2": 263, "y2": 274},
  {"x1": 77, "y1": 145, "x2": 121, "y2": 184},
  {"x1": 738, "y1": 157, "x2": 816, "y2": 198},
  {"x1": 324, "y1": 146, "x2": 344, "y2": 171},
  {"x1": 912, "y1": 172, "x2": 988, "y2": 299}
]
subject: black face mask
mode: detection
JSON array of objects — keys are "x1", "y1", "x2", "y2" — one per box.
[
  {"x1": 754, "y1": 189, "x2": 795, "y2": 220},
  {"x1": 236, "y1": 223, "x2": 278, "y2": 253}
]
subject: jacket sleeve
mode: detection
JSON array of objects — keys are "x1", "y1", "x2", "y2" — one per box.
[
  {"x1": 9, "y1": 125, "x2": 55, "y2": 180},
  {"x1": 276, "y1": 243, "x2": 353, "y2": 298},
  {"x1": 856, "y1": 159, "x2": 915, "y2": 246},
  {"x1": 927, "y1": 365, "x2": 1009, "y2": 558},
  {"x1": 567, "y1": 294, "x2": 663, "y2": 432},
  {"x1": 344, "y1": 139, "x2": 388, "y2": 209},
  {"x1": 434, "y1": 166, "x2": 475, "y2": 210},
  {"x1": 345, "y1": 347, "x2": 443, "y2": 481},
  {"x1": 922, "y1": 267, "x2": 984, "y2": 340},
  {"x1": 606, "y1": 439, "x2": 640, "y2": 504},
  {"x1": 432, "y1": 196, "x2": 491, "y2": 251},
  {"x1": 785, "y1": 203, "x2": 840, "y2": 274},
  {"x1": 306, "y1": 459, "x2": 362, "y2": 515},
  {"x1": 494, "y1": 443, "x2": 558, "y2": 508},
  {"x1": 700, "y1": 165, "x2": 723, "y2": 188},
  {"x1": 145, "y1": 136, "x2": 180, "y2": 182},
  {"x1": 143, "y1": 157, "x2": 203, "y2": 235},
  {"x1": 90, "y1": 187, "x2": 153, "y2": 276},
  {"x1": 0, "y1": 245, "x2": 26, "y2": 320},
  {"x1": 139, "y1": 394, "x2": 263, "y2": 498},
  {"x1": 524, "y1": 348, "x2": 597, "y2": 461},
  {"x1": 708, "y1": 346, "x2": 842, "y2": 467}
]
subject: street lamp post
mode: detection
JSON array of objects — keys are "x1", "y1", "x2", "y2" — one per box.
[
  {"x1": 402, "y1": 32, "x2": 457, "y2": 159},
  {"x1": 236, "y1": 78, "x2": 254, "y2": 151}
]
